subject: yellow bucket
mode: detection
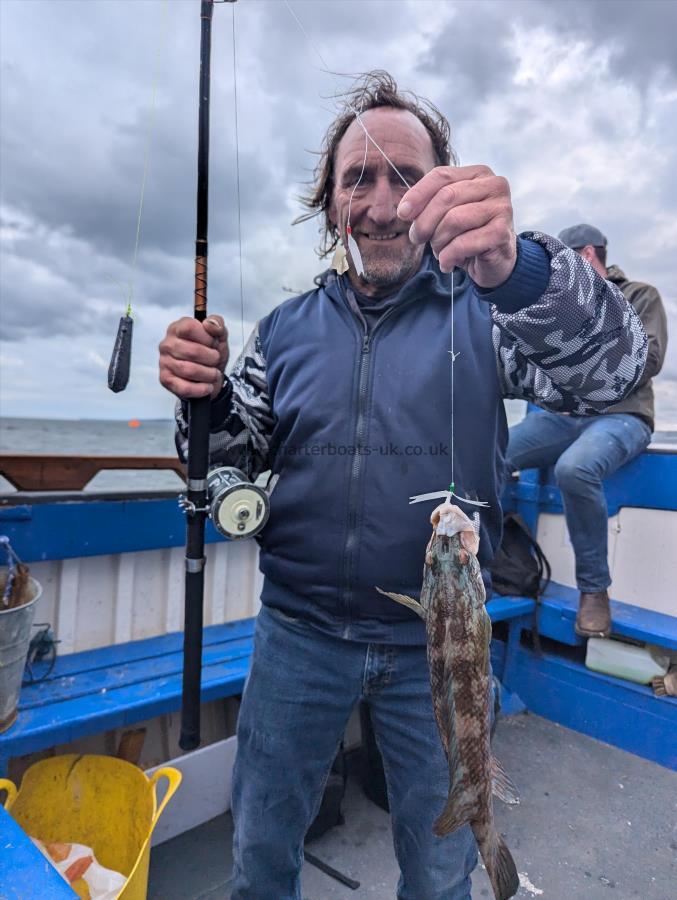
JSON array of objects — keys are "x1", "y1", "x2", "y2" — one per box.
[{"x1": 0, "y1": 754, "x2": 181, "y2": 900}]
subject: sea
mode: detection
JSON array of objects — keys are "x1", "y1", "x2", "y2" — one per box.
[
  {"x1": 1, "y1": 413, "x2": 675, "y2": 494},
  {"x1": 0, "y1": 417, "x2": 183, "y2": 492}
]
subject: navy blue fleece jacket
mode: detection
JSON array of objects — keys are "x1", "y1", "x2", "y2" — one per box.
[{"x1": 176, "y1": 234, "x2": 647, "y2": 643}]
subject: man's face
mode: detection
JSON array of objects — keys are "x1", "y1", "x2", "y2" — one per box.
[
  {"x1": 329, "y1": 107, "x2": 438, "y2": 297},
  {"x1": 575, "y1": 245, "x2": 606, "y2": 277}
]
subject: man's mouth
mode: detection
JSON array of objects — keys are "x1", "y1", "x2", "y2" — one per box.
[{"x1": 360, "y1": 232, "x2": 403, "y2": 242}]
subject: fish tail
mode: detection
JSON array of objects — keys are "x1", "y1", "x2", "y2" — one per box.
[{"x1": 476, "y1": 826, "x2": 519, "y2": 900}]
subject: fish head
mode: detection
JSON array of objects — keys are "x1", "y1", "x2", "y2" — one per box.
[
  {"x1": 422, "y1": 503, "x2": 485, "y2": 610},
  {"x1": 430, "y1": 502, "x2": 479, "y2": 555},
  {"x1": 426, "y1": 528, "x2": 473, "y2": 575}
]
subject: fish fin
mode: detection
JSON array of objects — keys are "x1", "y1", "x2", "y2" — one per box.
[
  {"x1": 481, "y1": 831, "x2": 519, "y2": 900},
  {"x1": 491, "y1": 756, "x2": 520, "y2": 805},
  {"x1": 432, "y1": 784, "x2": 475, "y2": 837},
  {"x1": 375, "y1": 587, "x2": 425, "y2": 619}
]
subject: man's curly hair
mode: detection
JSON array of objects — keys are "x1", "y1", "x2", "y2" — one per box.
[{"x1": 294, "y1": 70, "x2": 458, "y2": 258}]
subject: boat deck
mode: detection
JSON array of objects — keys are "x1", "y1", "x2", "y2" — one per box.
[{"x1": 148, "y1": 712, "x2": 676, "y2": 899}]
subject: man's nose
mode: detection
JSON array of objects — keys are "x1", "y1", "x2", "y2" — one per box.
[{"x1": 366, "y1": 176, "x2": 400, "y2": 225}]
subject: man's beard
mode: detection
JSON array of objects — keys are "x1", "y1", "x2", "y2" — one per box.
[{"x1": 359, "y1": 243, "x2": 424, "y2": 289}]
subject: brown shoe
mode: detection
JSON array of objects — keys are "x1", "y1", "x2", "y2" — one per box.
[{"x1": 575, "y1": 590, "x2": 611, "y2": 638}]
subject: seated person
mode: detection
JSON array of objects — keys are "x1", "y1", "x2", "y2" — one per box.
[{"x1": 505, "y1": 224, "x2": 668, "y2": 637}]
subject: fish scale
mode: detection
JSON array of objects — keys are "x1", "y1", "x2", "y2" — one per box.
[{"x1": 377, "y1": 502, "x2": 520, "y2": 900}]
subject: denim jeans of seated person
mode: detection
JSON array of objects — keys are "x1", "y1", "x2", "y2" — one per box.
[
  {"x1": 230, "y1": 603, "x2": 495, "y2": 900},
  {"x1": 506, "y1": 410, "x2": 652, "y2": 594}
]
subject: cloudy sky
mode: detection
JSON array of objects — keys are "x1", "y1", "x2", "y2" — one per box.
[{"x1": 1, "y1": 0, "x2": 676, "y2": 427}]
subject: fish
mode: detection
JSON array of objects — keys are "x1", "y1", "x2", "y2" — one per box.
[{"x1": 377, "y1": 502, "x2": 519, "y2": 900}]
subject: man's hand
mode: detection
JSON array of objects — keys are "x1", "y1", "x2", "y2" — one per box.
[
  {"x1": 397, "y1": 165, "x2": 517, "y2": 289},
  {"x1": 159, "y1": 315, "x2": 229, "y2": 400}
]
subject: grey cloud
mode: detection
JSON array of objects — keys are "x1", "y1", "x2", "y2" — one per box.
[
  {"x1": 1, "y1": 9, "x2": 284, "y2": 262},
  {"x1": 0, "y1": 0, "x2": 430, "y2": 345},
  {"x1": 421, "y1": 0, "x2": 677, "y2": 128},
  {"x1": 1, "y1": 0, "x2": 677, "y2": 425},
  {"x1": 545, "y1": 0, "x2": 677, "y2": 85},
  {"x1": 511, "y1": 0, "x2": 677, "y2": 86},
  {"x1": 419, "y1": 4, "x2": 518, "y2": 123},
  {"x1": 0, "y1": 214, "x2": 260, "y2": 341}
]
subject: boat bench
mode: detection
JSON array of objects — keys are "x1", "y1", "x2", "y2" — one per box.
[
  {"x1": 500, "y1": 443, "x2": 677, "y2": 769},
  {"x1": 504, "y1": 445, "x2": 677, "y2": 656},
  {"x1": 0, "y1": 600, "x2": 535, "y2": 777},
  {"x1": 497, "y1": 582, "x2": 677, "y2": 769},
  {"x1": 532, "y1": 580, "x2": 677, "y2": 651},
  {"x1": 0, "y1": 618, "x2": 255, "y2": 778}
]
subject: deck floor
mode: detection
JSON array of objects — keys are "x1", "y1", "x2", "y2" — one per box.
[{"x1": 149, "y1": 713, "x2": 676, "y2": 899}]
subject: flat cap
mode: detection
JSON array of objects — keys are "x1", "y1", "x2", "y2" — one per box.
[{"x1": 557, "y1": 223, "x2": 607, "y2": 249}]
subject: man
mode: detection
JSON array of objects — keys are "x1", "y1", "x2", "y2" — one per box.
[
  {"x1": 505, "y1": 224, "x2": 667, "y2": 639},
  {"x1": 159, "y1": 74, "x2": 647, "y2": 899}
]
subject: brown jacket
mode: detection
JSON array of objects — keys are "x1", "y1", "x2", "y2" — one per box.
[{"x1": 604, "y1": 265, "x2": 668, "y2": 430}]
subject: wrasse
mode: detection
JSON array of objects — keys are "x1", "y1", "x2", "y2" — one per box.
[{"x1": 378, "y1": 502, "x2": 519, "y2": 900}]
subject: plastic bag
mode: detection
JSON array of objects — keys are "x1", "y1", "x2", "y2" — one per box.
[{"x1": 32, "y1": 839, "x2": 126, "y2": 900}]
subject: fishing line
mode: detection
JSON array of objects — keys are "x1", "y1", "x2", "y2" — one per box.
[
  {"x1": 230, "y1": 1, "x2": 250, "y2": 478},
  {"x1": 451, "y1": 272, "x2": 455, "y2": 490},
  {"x1": 283, "y1": 0, "x2": 486, "y2": 510},
  {"x1": 129, "y1": 9, "x2": 166, "y2": 312},
  {"x1": 446, "y1": 275, "x2": 486, "y2": 507},
  {"x1": 283, "y1": 0, "x2": 412, "y2": 274},
  {"x1": 231, "y1": 4, "x2": 245, "y2": 360},
  {"x1": 283, "y1": 0, "x2": 412, "y2": 192},
  {"x1": 107, "y1": 0, "x2": 169, "y2": 392},
  {"x1": 345, "y1": 129, "x2": 368, "y2": 275},
  {"x1": 346, "y1": 103, "x2": 369, "y2": 227},
  {"x1": 410, "y1": 270, "x2": 488, "y2": 511}
]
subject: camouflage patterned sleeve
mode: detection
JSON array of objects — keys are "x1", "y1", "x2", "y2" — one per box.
[
  {"x1": 175, "y1": 322, "x2": 274, "y2": 480},
  {"x1": 492, "y1": 231, "x2": 649, "y2": 413}
]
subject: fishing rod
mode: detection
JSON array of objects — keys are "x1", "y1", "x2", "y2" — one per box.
[
  {"x1": 103, "y1": 0, "x2": 262, "y2": 748},
  {"x1": 178, "y1": 0, "x2": 219, "y2": 752},
  {"x1": 179, "y1": 0, "x2": 269, "y2": 751}
]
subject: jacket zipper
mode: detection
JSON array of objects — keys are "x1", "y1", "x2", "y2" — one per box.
[{"x1": 341, "y1": 308, "x2": 400, "y2": 624}]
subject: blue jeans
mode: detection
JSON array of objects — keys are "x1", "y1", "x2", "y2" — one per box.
[
  {"x1": 230, "y1": 605, "x2": 478, "y2": 899},
  {"x1": 506, "y1": 411, "x2": 651, "y2": 593}
]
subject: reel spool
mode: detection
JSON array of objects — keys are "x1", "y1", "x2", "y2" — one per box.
[{"x1": 207, "y1": 467, "x2": 269, "y2": 539}]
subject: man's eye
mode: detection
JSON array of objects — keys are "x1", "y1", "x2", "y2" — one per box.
[
  {"x1": 390, "y1": 173, "x2": 414, "y2": 189},
  {"x1": 342, "y1": 173, "x2": 373, "y2": 189}
]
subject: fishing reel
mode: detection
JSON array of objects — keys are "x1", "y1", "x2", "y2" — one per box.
[
  {"x1": 180, "y1": 467, "x2": 269, "y2": 539},
  {"x1": 205, "y1": 466, "x2": 269, "y2": 539}
]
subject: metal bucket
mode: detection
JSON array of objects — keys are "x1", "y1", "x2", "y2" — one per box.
[{"x1": 0, "y1": 570, "x2": 42, "y2": 733}]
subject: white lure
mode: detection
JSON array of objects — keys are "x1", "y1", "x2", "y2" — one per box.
[
  {"x1": 409, "y1": 488, "x2": 490, "y2": 508},
  {"x1": 347, "y1": 229, "x2": 364, "y2": 276}
]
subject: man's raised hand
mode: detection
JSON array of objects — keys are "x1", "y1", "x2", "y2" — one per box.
[
  {"x1": 159, "y1": 315, "x2": 229, "y2": 400},
  {"x1": 397, "y1": 165, "x2": 517, "y2": 289}
]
